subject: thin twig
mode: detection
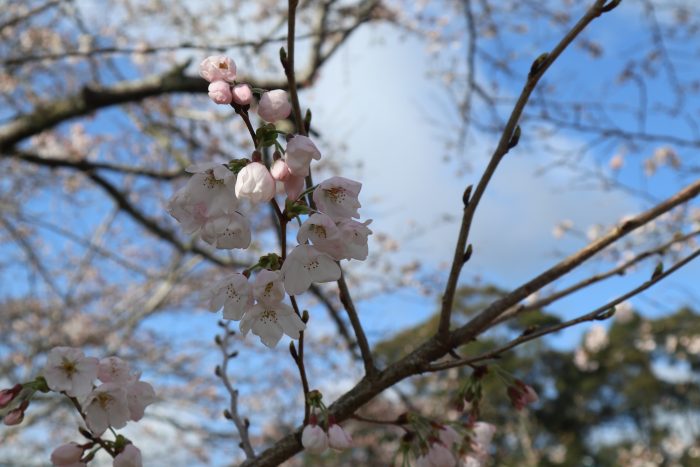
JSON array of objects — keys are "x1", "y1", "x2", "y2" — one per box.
[
  {"x1": 217, "y1": 323, "x2": 256, "y2": 459},
  {"x1": 437, "y1": 0, "x2": 613, "y2": 338},
  {"x1": 289, "y1": 295, "x2": 311, "y2": 424},
  {"x1": 490, "y1": 228, "x2": 700, "y2": 326},
  {"x1": 428, "y1": 247, "x2": 700, "y2": 372}
]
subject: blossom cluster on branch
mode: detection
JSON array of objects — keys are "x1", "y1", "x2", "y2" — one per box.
[
  {"x1": 1, "y1": 348, "x2": 155, "y2": 466},
  {"x1": 168, "y1": 55, "x2": 372, "y2": 349}
]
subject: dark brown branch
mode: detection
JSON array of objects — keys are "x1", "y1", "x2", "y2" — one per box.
[
  {"x1": 9, "y1": 150, "x2": 184, "y2": 180},
  {"x1": 338, "y1": 271, "x2": 377, "y2": 378}
]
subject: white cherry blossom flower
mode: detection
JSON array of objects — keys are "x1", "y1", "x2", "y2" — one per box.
[
  {"x1": 167, "y1": 163, "x2": 237, "y2": 234},
  {"x1": 285, "y1": 135, "x2": 321, "y2": 177},
  {"x1": 472, "y1": 422, "x2": 496, "y2": 447},
  {"x1": 205, "y1": 273, "x2": 251, "y2": 321},
  {"x1": 252, "y1": 270, "x2": 285, "y2": 305},
  {"x1": 235, "y1": 162, "x2": 276, "y2": 204},
  {"x1": 200, "y1": 211, "x2": 251, "y2": 249},
  {"x1": 281, "y1": 245, "x2": 341, "y2": 295},
  {"x1": 126, "y1": 380, "x2": 156, "y2": 421},
  {"x1": 301, "y1": 424, "x2": 328, "y2": 454},
  {"x1": 43, "y1": 347, "x2": 98, "y2": 398},
  {"x1": 97, "y1": 357, "x2": 131, "y2": 384},
  {"x1": 336, "y1": 218, "x2": 373, "y2": 261},
  {"x1": 312, "y1": 176, "x2": 362, "y2": 220},
  {"x1": 113, "y1": 444, "x2": 142, "y2": 467},
  {"x1": 240, "y1": 302, "x2": 305, "y2": 348},
  {"x1": 85, "y1": 383, "x2": 130, "y2": 435},
  {"x1": 297, "y1": 213, "x2": 343, "y2": 259}
]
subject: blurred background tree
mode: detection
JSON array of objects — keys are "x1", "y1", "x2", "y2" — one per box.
[{"x1": 1, "y1": 0, "x2": 700, "y2": 465}]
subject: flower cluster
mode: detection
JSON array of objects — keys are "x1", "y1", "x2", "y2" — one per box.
[
  {"x1": 167, "y1": 55, "x2": 373, "y2": 348},
  {"x1": 396, "y1": 414, "x2": 497, "y2": 467},
  {"x1": 300, "y1": 391, "x2": 353, "y2": 454},
  {"x1": 0, "y1": 347, "x2": 155, "y2": 466},
  {"x1": 199, "y1": 55, "x2": 289, "y2": 121}
]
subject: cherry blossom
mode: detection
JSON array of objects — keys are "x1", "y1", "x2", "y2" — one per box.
[
  {"x1": 239, "y1": 302, "x2": 305, "y2": 348},
  {"x1": 301, "y1": 423, "x2": 328, "y2": 454},
  {"x1": 43, "y1": 347, "x2": 98, "y2": 398},
  {"x1": 232, "y1": 84, "x2": 252, "y2": 106},
  {"x1": 297, "y1": 213, "x2": 343, "y2": 259},
  {"x1": 234, "y1": 162, "x2": 276, "y2": 204},
  {"x1": 208, "y1": 80, "x2": 233, "y2": 105},
  {"x1": 270, "y1": 159, "x2": 292, "y2": 181},
  {"x1": 313, "y1": 176, "x2": 362, "y2": 220},
  {"x1": 257, "y1": 90, "x2": 291, "y2": 123},
  {"x1": 328, "y1": 423, "x2": 353, "y2": 450},
  {"x1": 50, "y1": 442, "x2": 85, "y2": 467},
  {"x1": 205, "y1": 273, "x2": 252, "y2": 321},
  {"x1": 281, "y1": 245, "x2": 341, "y2": 295},
  {"x1": 417, "y1": 442, "x2": 456, "y2": 467},
  {"x1": 336, "y1": 218, "x2": 373, "y2": 261},
  {"x1": 200, "y1": 211, "x2": 252, "y2": 249},
  {"x1": 284, "y1": 174, "x2": 306, "y2": 201},
  {"x1": 199, "y1": 55, "x2": 236, "y2": 83},
  {"x1": 97, "y1": 357, "x2": 131, "y2": 384},
  {"x1": 285, "y1": 135, "x2": 321, "y2": 177},
  {"x1": 438, "y1": 425, "x2": 461, "y2": 449},
  {"x1": 84, "y1": 383, "x2": 130, "y2": 435},
  {"x1": 472, "y1": 422, "x2": 496, "y2": 446},
  {"x1": 252, "y1": 270, "x2": 285, "y2": 305},
  {"x1": 113, "y1": 444, "x2": 142, "y2": 467},
  {"x1": 126, "y1": 379, "x2": 156, "y2": 422},
  {"x1": 167, "y1": 163, "x2": 237, "y2": 234}
]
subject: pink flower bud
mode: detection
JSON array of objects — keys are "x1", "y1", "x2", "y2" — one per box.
[
  {"x1": 199, "y1": 55, "x2": 236, "y2": 83},
  {"x1": 232, "y1": 84, "x2": 253, "y2": 106},
  {"x1": 284, "y1": 175, "x2": 306, "y2": 201},
  {"x1": 270, "y1": 159, "x2": 291, "y2": 181},
  {"x1": 257, "y1": 90, "x2": 291, "y2": 123},
  {"x1": 301, "y1": 423, "x2": 328, "y2": 454},
  {"x1": 0, "y1": 384, "x2": 22, "y2": 408},
  {"x1": 3, "y1": 400, "x2": 28, "y2": 426},
  {"x1": 208, "y1": 81, "x2": 233, "y2": 105},
  {"x1": 328, "y1": 423, "x2": 353, "y2": 450},
  {"x1": 51, "y1": 442, "x2": 84, "y2": 466},
  {"x1": 285, "y1": 135, "x2": 321, "y2": 177},
  {"x1": 507, "y1": 380, "x2": 538, "y2": 411}
]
